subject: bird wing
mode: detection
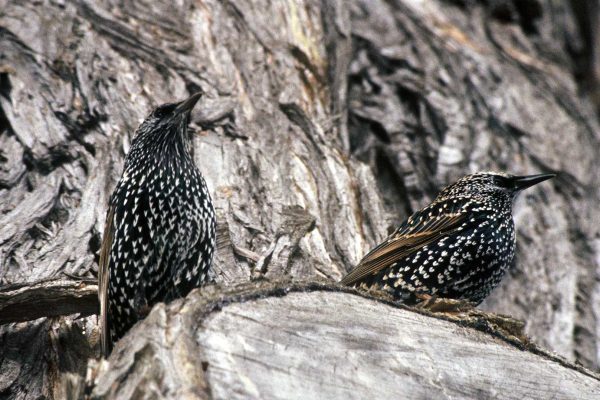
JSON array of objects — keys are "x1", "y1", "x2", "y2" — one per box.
[
  {"x1": 98, "y1": 205, "x2": 114, "y2": 358},
  {"x1": 341, "y1": 206, "x2": 466, "y2": 286}
]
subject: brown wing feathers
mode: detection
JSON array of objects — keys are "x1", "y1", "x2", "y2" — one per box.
[{"x1": 341, "y1": 212, "x2": 465, "y2": 286}]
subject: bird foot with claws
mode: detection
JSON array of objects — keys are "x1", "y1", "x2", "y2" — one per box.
[{"x1": 415, "y1": 294, "x2": 475, "y2": 314}]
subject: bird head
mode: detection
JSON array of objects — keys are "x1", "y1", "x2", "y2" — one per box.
[
  {"x1": 436, "y1": 171, "x2": 555, "y2": 203},
  {"x1": 130, "y1": 92, "x2": 203, "y2": 154}
]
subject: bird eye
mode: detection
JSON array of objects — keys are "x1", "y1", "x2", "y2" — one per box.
[
  {"x1": 493, "y1": 176, "x2": 511, "y2": 188},
  {"x1": 153, "y1": 103, "x2": 177, "y2": 118}
]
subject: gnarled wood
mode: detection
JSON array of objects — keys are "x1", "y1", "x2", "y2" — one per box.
[
  {"x1": 0, "y1": 278, "x2": 97, "y2": 324},
  {"x1": 92, "y1": 281, "x2": 600, "y2": 400},
  {"x1": 1, "y1": 0, "x2": 600, "y2": 398}
]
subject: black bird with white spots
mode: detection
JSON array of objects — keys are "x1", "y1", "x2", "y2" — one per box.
[
  {"x1": 341, "y1": 172, "x2": 554, "y2": 305},
  {"x1": 99, "y1": 92, "x2": 216, "y2": 357}
]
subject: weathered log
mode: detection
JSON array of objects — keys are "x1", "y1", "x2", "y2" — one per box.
[
  {"x1": 0, "y1": 278, "x2": 97, "y2": 324},
  {"x1": 89, "y1": 281, "x2": 600, "y2": 400}
]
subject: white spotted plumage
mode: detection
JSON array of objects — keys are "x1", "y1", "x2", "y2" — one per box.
[
  {"x1": 341, "y1": 171, "x2": 553, "y2": 305},
  {"x1": 99, "y1": 93, "x2": 216, "y2": 357}
]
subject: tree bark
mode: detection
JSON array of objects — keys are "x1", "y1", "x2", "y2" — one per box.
[
  {"x1": 0, "y1": 0, "x2": 599, "y2": 399},
  {"x1": 0, "y1": 278, "x2": 97, "y2": 324},
  {"x1": 87, "y1": 281, "x2": 600, "y2": 400}
]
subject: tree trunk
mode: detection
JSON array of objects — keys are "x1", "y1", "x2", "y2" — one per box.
[
  {"x1": 86, "y1": 281, "x2": 600, "y2": 400},
  {"x1": 0, "y1": 0, "x2": 599, "y2": 399}
]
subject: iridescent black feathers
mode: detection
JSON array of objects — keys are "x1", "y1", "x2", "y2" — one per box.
[
  {"x1": 342, "y1": 172, "x2": 554, "y2": 305},
  {"x1": 99, "y1": 93, "x2": 216, "y2": 357}
]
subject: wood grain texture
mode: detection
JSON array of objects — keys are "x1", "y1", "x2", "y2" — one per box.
[
  {"x1": 0, "y1": 278, "x2": 97, "y2": 324},
  {"x1": 200, "y1": 292, "x2": 600, "y2": 400},
  {"x1": 1, "y1": 0, "x2": 600, "y2": 398},
  {"x1": 92, "y1": 283, "x2": 600, "y2": 400}
]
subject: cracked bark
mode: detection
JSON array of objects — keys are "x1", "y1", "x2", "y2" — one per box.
[
  {"x1": 0, "y1": 278, "x2": 97, "y2": 324},
  {"x1": 1, "y1": 0, "x2": 599, "y2": 399},
  {"x1": 90, "y1": 281, "x2": 600, "y2": 400}
]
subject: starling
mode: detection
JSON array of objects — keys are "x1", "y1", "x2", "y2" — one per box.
[
  {"x1": 98, "y1": 92, "x2": 216, "y2": 357},
  {"x1": 341, "y1": 171, "x2": 554, "y2": 305}
]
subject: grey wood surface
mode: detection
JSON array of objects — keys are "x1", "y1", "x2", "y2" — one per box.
[
  {"x1": 200, "y1": 292, "x2": 600, "y2": 400},
  {"x1": 92, "y1": 284, "x2": 600, "y2": 400},
  {"x1": 0, "y1": 278, "x2": 97, "y2": 324}
]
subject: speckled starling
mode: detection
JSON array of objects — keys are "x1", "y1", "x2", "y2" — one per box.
[
  {"x1": 98, "y1": 92, "x2": 216, "y2": 357},
  {"x1": 341, "y1": 171, "x2": 554, "y2": 305}
]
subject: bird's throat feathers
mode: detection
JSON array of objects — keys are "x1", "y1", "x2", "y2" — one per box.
[{"x1": 126, "y1": 116, "x2": 193, "y2": 169}]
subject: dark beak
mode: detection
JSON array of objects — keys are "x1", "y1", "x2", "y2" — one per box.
[
  {"x1": 175, "y1": 91, "x2": 203, "y2": 116},
  {"x1": 511, "y1": 173, "x2": 555, "y2": 191}
]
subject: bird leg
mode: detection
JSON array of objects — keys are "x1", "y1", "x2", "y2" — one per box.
[
  {"x1": 415, "y1": 293, "x2": 475, "y2": 313},
  {"x1": 133, "y1": 292, "x2": 152, "y2": 319},
  {"x1": 135, "y1": 304, "x2": 152, "y2": 319},
  {"x1": 414, "y1": 293, "x2": 438, "y2": 309}
]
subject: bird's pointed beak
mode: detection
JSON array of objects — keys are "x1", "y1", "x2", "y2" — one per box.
[
  {"x1": 511, "y1": 173, "x2": 555, "y2": 191},
  {"x1": 175, "y1": 91, "x2": 203, "y2": 116}
]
